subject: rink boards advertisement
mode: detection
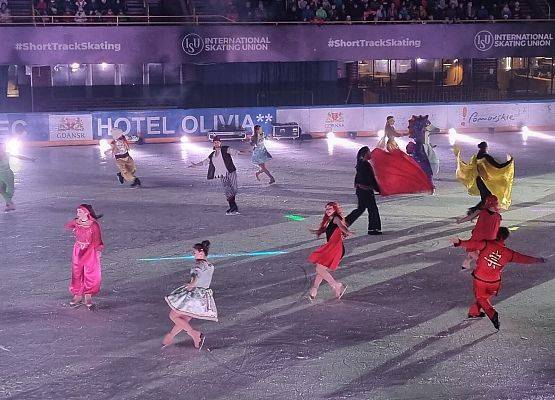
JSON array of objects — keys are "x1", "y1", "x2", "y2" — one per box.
[
  {"x1": 1, "y1": 101, "x2": 554, "y2": 145},
  {"x1": 0, "y1": 107, "x2": 276, "y2": 144}
]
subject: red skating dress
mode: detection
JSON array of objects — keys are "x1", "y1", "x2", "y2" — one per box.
[
  {"x1": 370, "y1": 147, "x2": 434, "y2": 196},
  {"x1": 308, "y1": 219, "x2": 345, "y2": 270}
]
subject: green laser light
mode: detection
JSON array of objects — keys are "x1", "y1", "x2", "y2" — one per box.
[{"x1": 284, "y1": 214, "x2": 306, "y2": 221}]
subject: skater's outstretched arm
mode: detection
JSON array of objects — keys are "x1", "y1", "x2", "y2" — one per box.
[
  {"x1": 456, "y1": 209, "x2": 480, "y2": 224},
  {"x1": 9, "y1": 154, "x2": 36, "y2": 162},
  {"x1": 333, "y1": 216, "x2": 354, "y2": 236},
  {"x1": 451, "y1": 238, "x2": 487, "y2": 252},
  {"x1": 509, "y1": 250, "x2": 545, "y2": 265},
  {"x1": 189, "y1": 157, "x2": 209, "y2": 168}
]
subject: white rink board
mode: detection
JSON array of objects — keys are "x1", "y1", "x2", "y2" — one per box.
[{"x1": 277, "y1": 101, "x2": 555, "y2": 134}]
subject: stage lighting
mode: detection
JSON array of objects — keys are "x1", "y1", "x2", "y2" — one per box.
[
  {"x1": 6, "y1": 138, "x2": 21, "y2": 154},
  {"x1": 448, "y1": 128, "x2": 458, "y2": 146},
  {"x1": 326, "y1": 132, "x2": 336, "y2": 140},
  {"x1": 521, "y1": 126, "x2": 529, "y2": 142},
  {"x1": 416, "y1": 58, "x2": 424, "y2": 64},
  {"x1": 98, "y1": 138, "x2": 112, "y2": 152},
  {"x1": 180, "y1": 136, "x2": 189, "y2": 143}
]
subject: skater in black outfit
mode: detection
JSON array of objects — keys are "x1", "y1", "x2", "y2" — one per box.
[{"x1": 345, "y1": 146, "x2": 382, "y2": 235}]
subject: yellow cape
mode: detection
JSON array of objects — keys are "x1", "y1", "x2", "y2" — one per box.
[{"x1": 453, "y1": 146, "x2": 514, "y2": 209}]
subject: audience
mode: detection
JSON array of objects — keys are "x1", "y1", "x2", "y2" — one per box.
[{"x1": 30, "y1": 0, "x2": 127, "y2": 21}]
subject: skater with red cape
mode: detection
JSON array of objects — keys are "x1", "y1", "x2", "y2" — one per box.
[{"x1": 371, "y1": 116, "x2": 434, "y2": 196}]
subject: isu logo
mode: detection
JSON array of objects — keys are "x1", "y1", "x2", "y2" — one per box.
[
  {"x1": 474, "y1": 30, "x2": 494, "y2": 51},
  {"x1": 57, "y1": 117, "x2": 85, "y2": 132},
  {"x1": 182, "y1": 33, "x2": 204, "y2": 56},
  {"x1": 325, "y1": 112, "x2": 344, "y2": 128}
]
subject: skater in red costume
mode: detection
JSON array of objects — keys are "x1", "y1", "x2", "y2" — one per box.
[
  {"x1": 371, "y1": 116, "x2": 434, "y2": 196},
  {"x1": 308, "y1": 202, "x2": 352, "y2": 301},
  {"x1": 451, "y1": 227, "x2": 545, "y2": 330},
  {"x1": 456, "y1": 195, "x2": 502, "y2": 270}
]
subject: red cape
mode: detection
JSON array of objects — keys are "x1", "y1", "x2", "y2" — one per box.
[{"x1": 371, "y1": 148, "x2": 434, "y2": 196}]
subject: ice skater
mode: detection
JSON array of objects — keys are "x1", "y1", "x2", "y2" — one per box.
[
  {"x1": 456, "y1": 195, "x2": 501, "y2": 270},
  {"x1": 250, "y1": 125, "x2": 275, "y2": 184},
  {"x1": 308, "y1": 202, "x2": 352, "y2": 300},
  {"x1": 454, "y1": 141, "x2": 513, "y2": 211},
  {"x1": 0, "y1": 141, "x2": 35, "y2": 212},
  {"x1": 65, "y1": 204, "x2": 104, "y2": 309},
  {"x1": 189, "y1": 136, "x2": 247, "y2": 215},
  {"x1": 451, "y1": 227, "x2": 545, "y2": 330},
  {"x1": 371, "y1": 116, "x2": 434, "y2": 196},
  {"x1": 345, "y1": 146, "x2": 382, "y2": 235},
  {"x1": 105, "y1": 128, "x2": 141, "y2": 187},
  {"x1": 163, "y1": 240, "x2": 217, "y2": 349}
]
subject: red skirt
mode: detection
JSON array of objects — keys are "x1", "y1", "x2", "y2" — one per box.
[
  {"x1": 370, "y1": 148, "x2": 434, "y2": 196},
  {"x1": 308, "y1": 229, "x2": 344, "y2": 271}
]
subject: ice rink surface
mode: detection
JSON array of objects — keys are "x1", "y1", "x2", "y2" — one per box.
[{"x1": 1, "y1": 131, "x2": 554, "y2": 400}]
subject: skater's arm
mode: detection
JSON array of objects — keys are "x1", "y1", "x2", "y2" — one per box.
[
  {"x1": 452, "y1": 238, "x2": 486, "y2": 252},
  {"x1": 484, "y1": 154, "x2": 512, "y2": 168},
  {"x1": 64, "y1": 219, "x2": 77, "y2": 230},
  {"x1": 456, "y1": 210, "x2": 479, "y2": 224},
  {"x1": 189, "y1": 157, "x2": 209, "y2": 168},
  {"x1": 186, "y1": 275, "x2": 198, "y2": 291},
  {"x1": 333, "y1": 216, "x2": 353, "y2": 236},
  {"x1": 10, "y1": 154, "x2": 36, "y2": 162},
  {"x1": 509, "y1": 250, "x2": 545, "y2": 265},
  {"x1": 91, "y1": 222, "x2": 104, "y2": 252}
]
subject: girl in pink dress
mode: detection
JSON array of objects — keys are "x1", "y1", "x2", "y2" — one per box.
[{"x1": 65, "y1": 204, "x2": 104, "y2": 309}]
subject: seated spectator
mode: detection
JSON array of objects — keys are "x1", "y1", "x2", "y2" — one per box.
[
  {"x1": 111, "y1": 0, "x2": 126, "y2": 15},
  {"x1": 98, "y1": 0, "x2": 110, "y2": 14},
  {"x1": 315, "y1": 5, "x2": 327, "y2": 20},
  {"x1": 286, "y1": 4, "x2": 301, "y2": 20},
  {"x1": 446, "y1": 3, "x2": 456, "y2": 20},
  {"x1": 74, "y1": 0, "x2": 87, "y2": 22},
  {"x1": 301, "y1": 3, "x2": 315, "y2": 21},
  {"x1": 46, "y1": 0, "x2": 58, "y2": 15},
  {"x1": 501, "y1": 3, "x2": 511, "y2": 19},
  {"x1": 466, "y1": 1, "x2": 475, "y2": 19},
  {"x1": 298, "y1": 0, "x2": 308, "y2": 10},
  {"x1": 0, "y1": 2, "x2": 12, "y2": 23},
  {"x1": 86, "y1": 0, "x2": 99, "y2": 16},
  {"x1": 254, "y1": 1, "x2": 267, "y2": 20},
  {"x1": 36, "y1": 0, "x2": 48, "y2": 15},
  {"x1": 476, "y1": 4, "x2": 488, "y2": 19}
]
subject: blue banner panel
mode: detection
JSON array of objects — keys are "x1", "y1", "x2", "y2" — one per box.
[{"x1": 0, "y1": 107, "x2": 276, "y2": 143}]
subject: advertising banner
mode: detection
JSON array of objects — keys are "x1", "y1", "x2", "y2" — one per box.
[
  {"x1": 277, "y1": 100, "x2": 555, "y2": 133},
  {"x1": 0, "y1": 107, "x2": 276, "y2": 143},
  {"x1": 0, "y1": 23, "x2": 553, "y2": 64},
  {"x1": 48, "y1": 114, "x2": 93, "y2": 141}
]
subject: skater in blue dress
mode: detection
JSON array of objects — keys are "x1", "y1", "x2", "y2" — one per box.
[{"x1": 250, "y1": 125, "x2": 275, "y2": 184}]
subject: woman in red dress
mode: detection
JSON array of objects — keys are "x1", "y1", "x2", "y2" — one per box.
[
  {"x1": 371, "y1": 116, "x2": 434, "y2": 196},
  {"x1": 308, "y1": 202, "x2": 352, "y2": 300}
]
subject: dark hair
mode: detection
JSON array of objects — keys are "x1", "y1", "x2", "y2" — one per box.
[
  {"x1": 356, "y1": 146, "x2": 370, "y2": 162},
  {"x1": 212, "y1": 136, "x2": 221, "y2": 142},
  {"x1": 79, "y1": 203, "x2": 102, "y2": 220},
  {"x1": 386, "y1": 116, "x2": 394, "y2": 121},
  {"x1": 193, "y1": 240, "x2": 211, "y2": 255},
  {"x1": 477, "y1": 141, "x2": 488, "y2": 150},
  {"x1": 250, "y1": 125, "x2": 262, "y2": 146},
  {"x1": 496, "y1": 227, "x2": 510, "y2": 241}
]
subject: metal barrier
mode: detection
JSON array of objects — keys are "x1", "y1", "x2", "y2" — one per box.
[{"x1": 0, "y1": 14, "x2": 553, "y2": 26}]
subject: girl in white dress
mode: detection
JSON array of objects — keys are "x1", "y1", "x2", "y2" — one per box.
[{"x1": 163, "y1": 240, "x2": 217, "y2": 349}]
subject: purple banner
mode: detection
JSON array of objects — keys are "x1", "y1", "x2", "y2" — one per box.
[{"x1": 0, "y1": 23, "x2": 553, "y2": 64}]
